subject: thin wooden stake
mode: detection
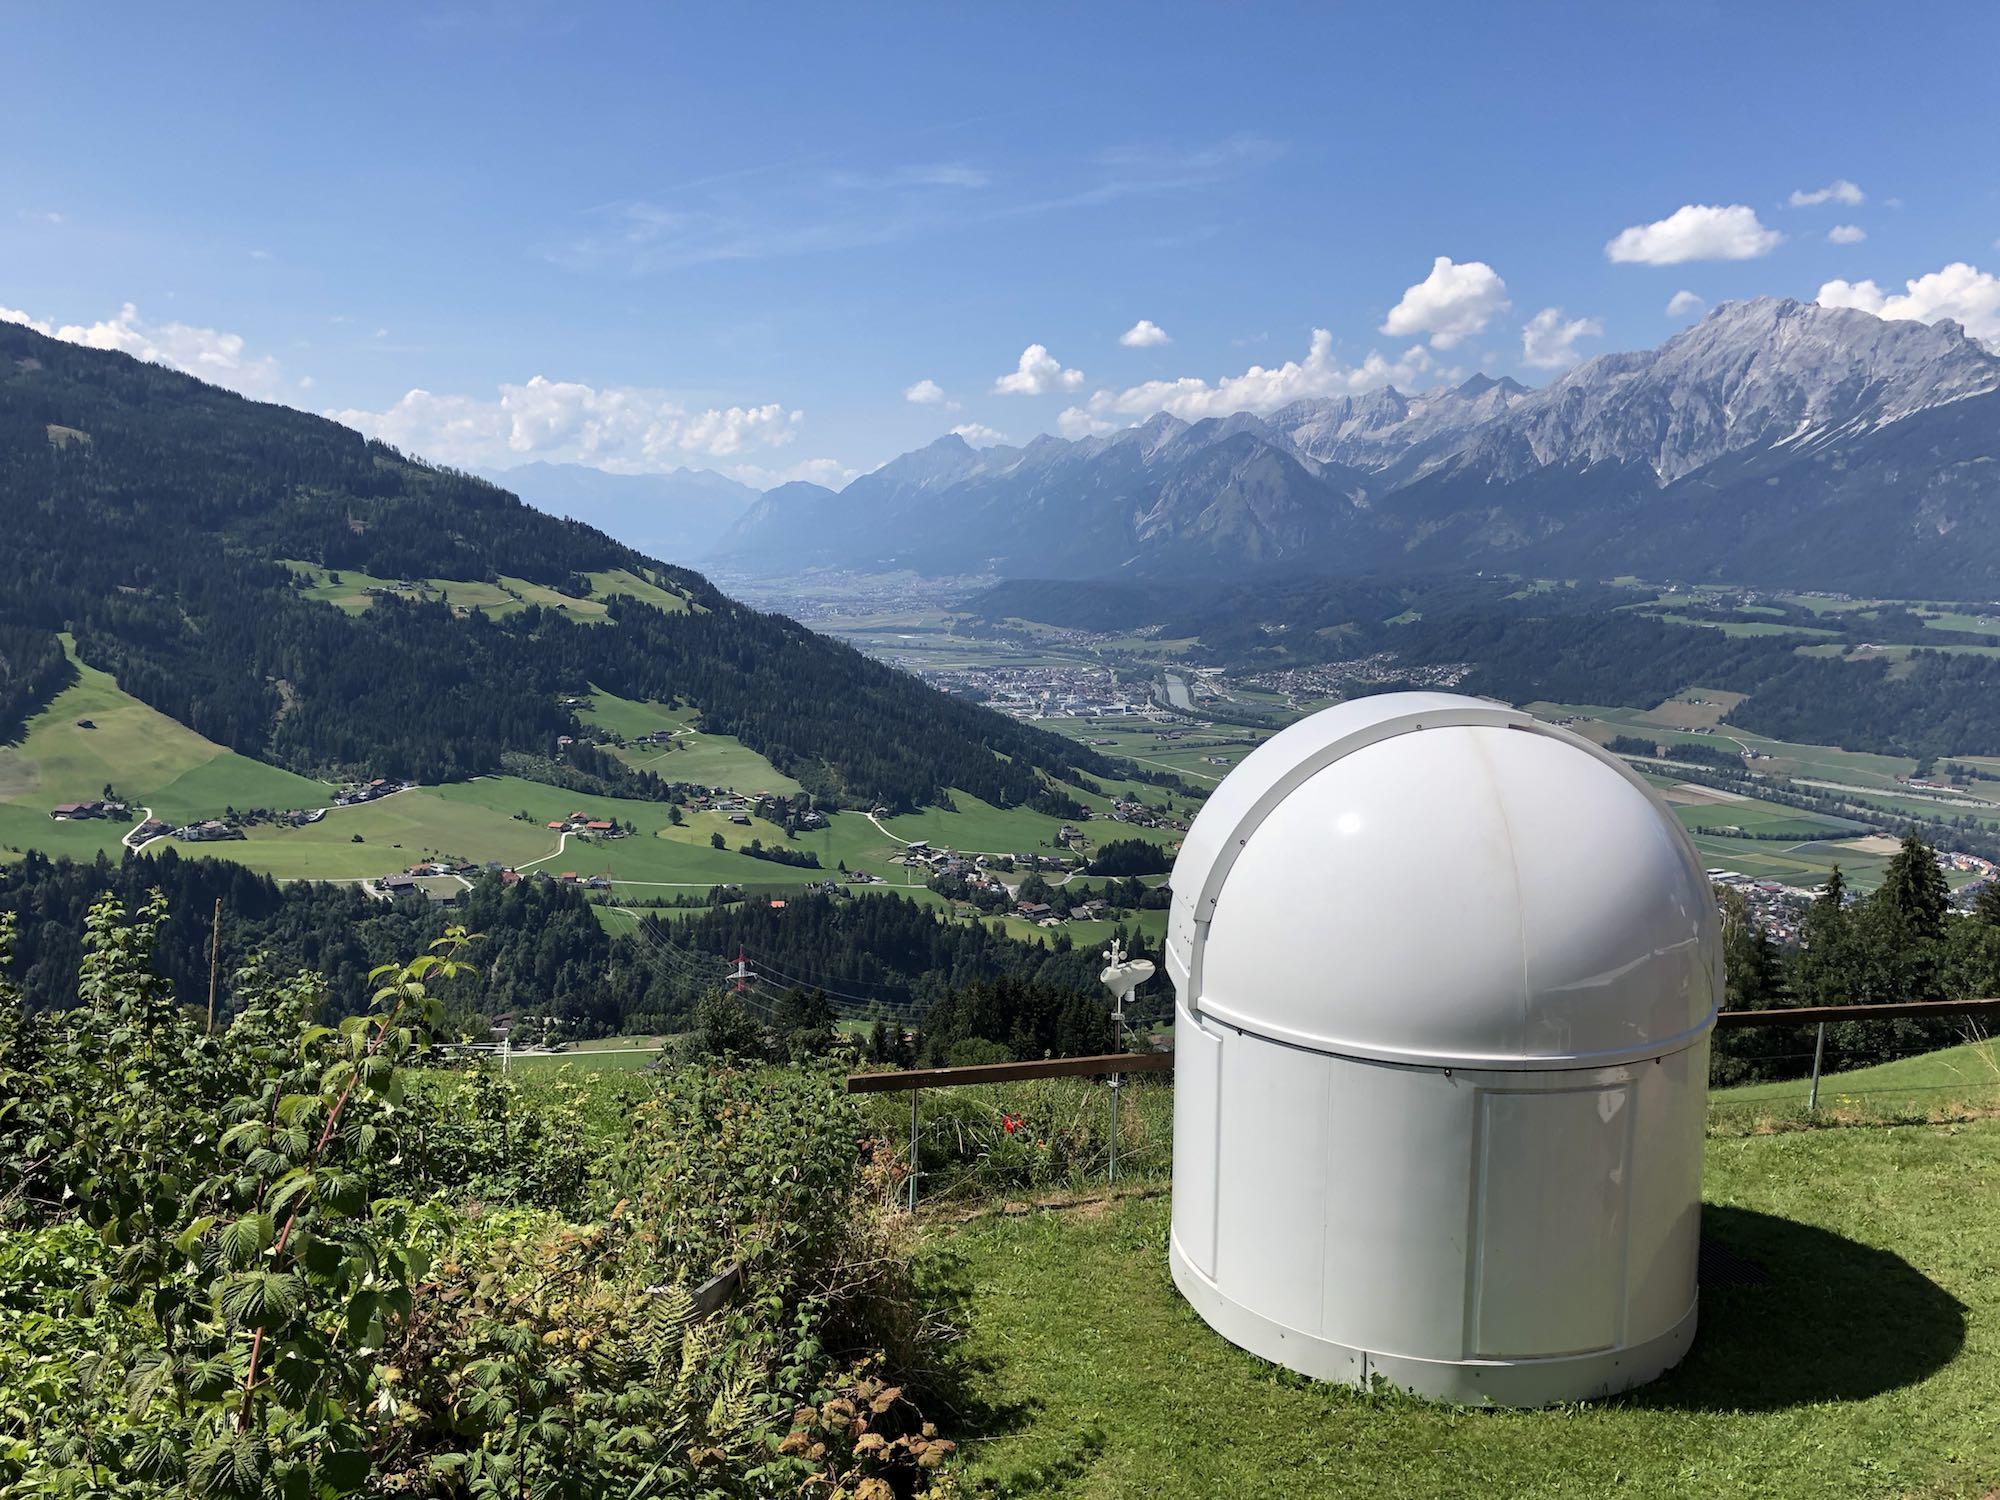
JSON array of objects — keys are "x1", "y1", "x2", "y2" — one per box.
[{"x1": 206, "y1": 897, "x2": 221, "y2": 1034}]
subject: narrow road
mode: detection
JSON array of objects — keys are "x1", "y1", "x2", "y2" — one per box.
[
  {"x1": 864, "y1": 811, "x2": 912, "y2": 844},
  {"x1": 1128, "y1": 755, "x2": 1220, "y2": 782},
  {"x1": 515, "y1": 830, "x2": 571, "y2": 871},
  {"x1": 122, "y1": 806, "x2": 162, "y2": 852}
]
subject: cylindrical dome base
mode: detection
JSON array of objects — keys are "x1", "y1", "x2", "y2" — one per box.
[
  {"x1": 1169, "y1": 1012, "x2": 1708, "y2": 1408},
  {"x1": 1170, "y1": 1235, "x2": 1698, "y2": 1407}
]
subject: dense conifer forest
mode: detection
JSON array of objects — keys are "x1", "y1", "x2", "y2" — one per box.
[
  {"x1": 0, "y1": 321, "x2": 1111, "y2": 810},
  {"x1": 0, "y1": 625, "x2": 72, "y2": 742},
  {"x1": 0, "y1": 851, "x2": 1158, "y2": 1054},
  {"x1": 639, "y1": 888, "x2": 1155, "y2": 1027},
  {"x1": 0, "y1": 850, "x2": 660, "y2": 1031}
]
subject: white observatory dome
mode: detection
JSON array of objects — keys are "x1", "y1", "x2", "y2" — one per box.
[{"x1": 1167, "y1": 692, "x2": 1721, "y2": 1407}]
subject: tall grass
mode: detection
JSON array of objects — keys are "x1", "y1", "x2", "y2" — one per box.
[{"x1": 860, "y1": 1075, "x2": 1173, "y2": 1208}]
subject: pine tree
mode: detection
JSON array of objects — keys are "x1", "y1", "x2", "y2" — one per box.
[
  {"x1": 1792, "y1": 865, "x2": 1858, "y2": 1006},
  {"x1": 1877, "y1": 831, "x2": 1950, "y2": 941},
  {"x1": 1973, "y1": 880, "x2": 2000, "y2": 928}
]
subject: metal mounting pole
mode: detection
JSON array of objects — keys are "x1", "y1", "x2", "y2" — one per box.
[
  {"x1": 908, "y1": 1087, "x2": 920, "y2": 1212},
  {"x1": 1807, "y1": 1022, "x2": 1826, "y2": 1113},
  {"x1": 1108, "y1": 1072, "x2": 1120, "y2": 1184}
]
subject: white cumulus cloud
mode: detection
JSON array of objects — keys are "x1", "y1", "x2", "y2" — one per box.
[
  {"x1": 1519, "y1": 307, "x2": 1604, "y2": 370},
  {"x1": 1, "y1": 300, "x2": 285, "y2": 396},
  {"x1": 1605, "y1": 204, "x2": 1783, "y2": 265},
  {"x1": 1379, "y1": 257, "x2": 1510, "y2": 349},
  {"x1": 1119, "y1": 319, "x2": 1172, "y2": 348},
  {"x1": 1056, "y1": 328, "x2": 1440, "y2": 437},
  {"x1": 1828, "y1": 223, "x2": 1867, "y2": 245},
  {"x1": 331, "y1": 376, "x2": 803, "y2": 471},
  {"x1": 1666, "y1": 289, "x2": 1707, "y2": 318},
  {"x1": 949, "y1": 422, "x2": 1007, "y2": 446},
  {"x1": 903, "y1": 378, "x2": 949, "y2": 405},
  {"x1": 1816, "y1": 262, "x2": 2000, "y2": 345},
  {"x1": 993, "y1": 343, "x2": 1085, "y2": 395},
  {"x1": 1790, "y1": 179, "x2": 1865, "y2": 208}
]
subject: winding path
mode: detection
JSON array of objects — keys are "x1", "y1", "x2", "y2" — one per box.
[
  {"x1": 122, "y1": 807, "x2": 163, "y2": 852},
  {"x1": 515, "y1": 830, "x2": 572, "y2": 872}
]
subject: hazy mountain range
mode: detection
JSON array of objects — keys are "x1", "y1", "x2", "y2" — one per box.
[
  {"x1": 482, "y1": 461, "x2": 761, "y2": 561},
  {"x1": 711, "y1": 299, "x2": 2000, "y2": 594}
]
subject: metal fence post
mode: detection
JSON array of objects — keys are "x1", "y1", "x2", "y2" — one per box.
[
  {"x1": 908, "y1": 1086, "x2": 920, "y2": 1212},
  {"x1": 1807, "y1": 1022, "x2": 1827, "y2": 1113}
]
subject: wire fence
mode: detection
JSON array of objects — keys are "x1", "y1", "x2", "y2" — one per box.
[
  {"x1": 852, "y1": 998, "x2": 2000, "y2": 1211},
  {"x1": 855, "y1": 1074, "x2": 1175, "y2": 1211},
  {"x1": 1707, "y1": 1018, "x2": 1999, "y2": 1129}
]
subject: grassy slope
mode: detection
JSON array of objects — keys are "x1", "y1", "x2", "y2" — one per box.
[
  {"x1": 282, "y1": 561, "x2": 690, "y2": 624},
  {"x1": 1713, "y1": 1038, "x2": 2000, "y2": 1116},
  {"x1": 934, "y1": 1116, "x2": 2000, "y2": 1498},
  {"x1": 0, "y1": 643, "x2": 327, "y2": 862},
  {"x1": 0, "y1": 667, "x2": 1178, "y2": 931},
  {"x1": 579, "y1": 688, "x2": 805, "y2": 795}
]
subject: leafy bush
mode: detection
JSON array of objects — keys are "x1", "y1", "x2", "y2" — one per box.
[{"x1": 0, "y1": 899, "x2": 956, "y2": 1498}]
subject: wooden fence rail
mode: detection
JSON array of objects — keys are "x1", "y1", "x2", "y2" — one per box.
[
  {"x1": 852, "y1": 995, "x2": 2000, "y2": 1209},
  {"x1": 847, "y1": 995, "x2": 2000, "y2": 1095}
]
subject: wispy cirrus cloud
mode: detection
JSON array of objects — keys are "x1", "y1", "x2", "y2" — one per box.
[{"x1": 545, "y1": 134, "x2": 1283, "y2": 274}]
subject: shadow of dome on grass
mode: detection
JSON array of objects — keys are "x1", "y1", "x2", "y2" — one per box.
[{"x1": 1631, "y1": 1204, "x2": 1965, "y2": 1412}]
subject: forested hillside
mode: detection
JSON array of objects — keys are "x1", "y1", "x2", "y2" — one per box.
[
  {"x1": 0, "y1": 321, "x2": 1109, "y2": 810},
  {"x1": 0, "y1": 625, "x2": 72, "y2": 743}
]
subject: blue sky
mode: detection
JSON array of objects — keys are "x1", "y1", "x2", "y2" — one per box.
[{"x1": 6, "y1": 1, "x2": 2000, "y2": 488}]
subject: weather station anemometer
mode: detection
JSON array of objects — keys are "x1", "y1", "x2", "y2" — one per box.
[{"x1": 1099, "y1": 940, "x2": 1155, "y2": 1182}]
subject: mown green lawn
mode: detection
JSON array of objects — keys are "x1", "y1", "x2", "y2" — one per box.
[{"x1": 930, "y1": 1116, "x2": 2000, "y2": 1498}]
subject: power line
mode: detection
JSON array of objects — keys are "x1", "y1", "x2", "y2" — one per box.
[{"x1": 738, "y1": 950, "x2": 925, "y2": 1015}]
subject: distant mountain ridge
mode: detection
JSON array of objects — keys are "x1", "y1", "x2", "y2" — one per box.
[
  {"x1": 480, "y1": 460, "x2": 760, "y2": 563},
  {"x1": 712, "y1": 299, "x2": 2000, "y2": 592}
]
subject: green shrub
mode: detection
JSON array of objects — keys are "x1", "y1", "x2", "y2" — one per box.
[{"x1": 0, "y1": 899, "x2": 955, "y2": 1498}]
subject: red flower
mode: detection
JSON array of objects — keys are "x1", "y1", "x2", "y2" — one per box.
[{"x1": 1001, "y1": 1112, "x2": 1021, "y2": 1135}]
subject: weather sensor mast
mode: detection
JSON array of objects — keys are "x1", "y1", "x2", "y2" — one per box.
[{"x1": 1099, "y1": 940, "x2": 1155, "y2": 1183}]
